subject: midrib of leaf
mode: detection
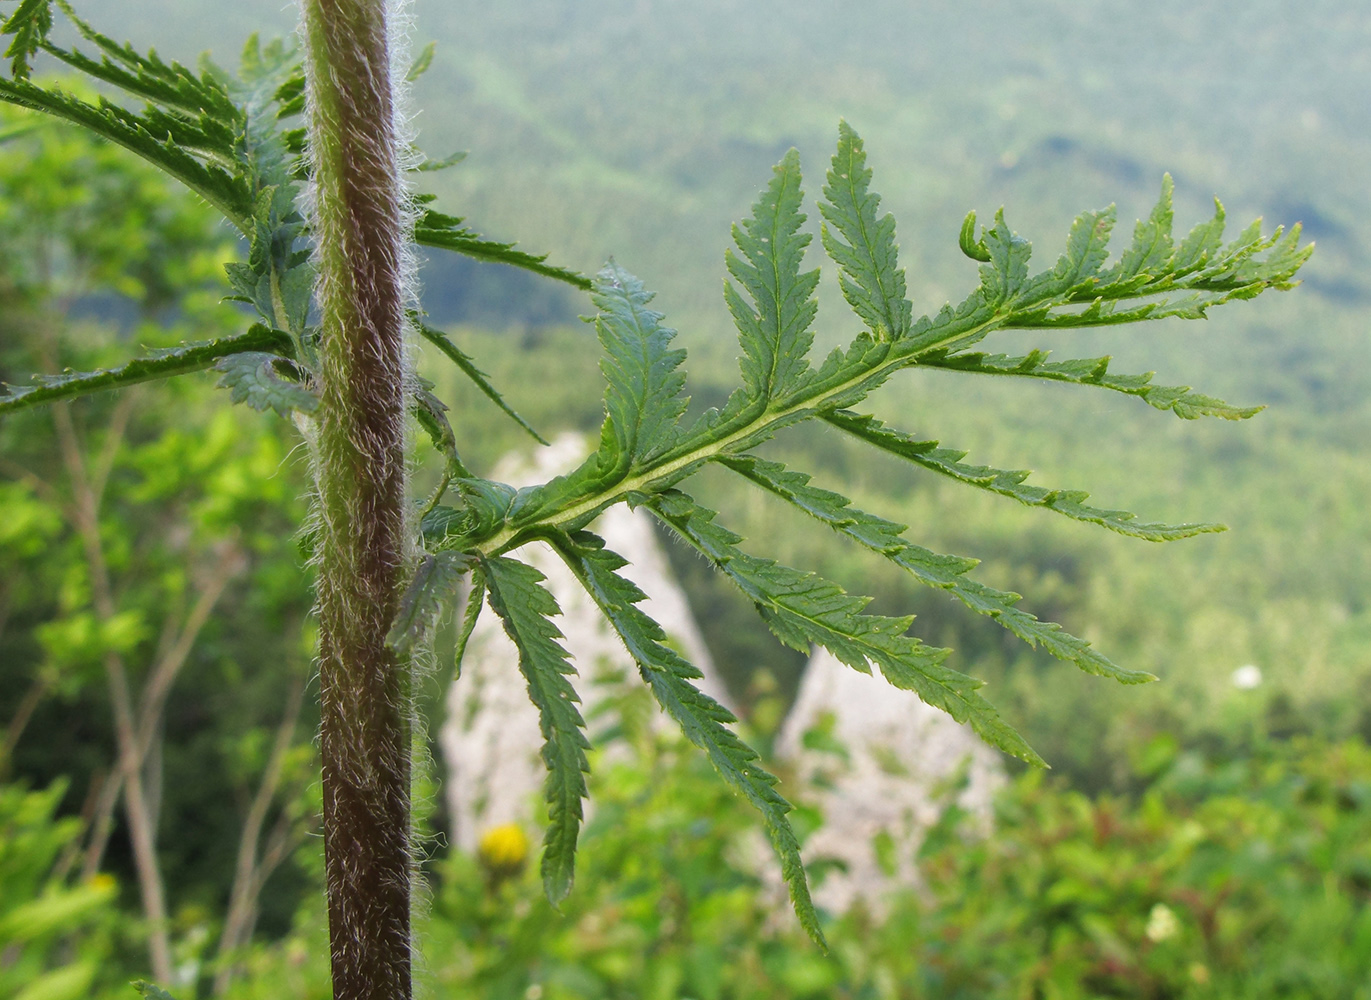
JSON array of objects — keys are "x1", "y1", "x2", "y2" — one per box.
[
  {"x1": 472, "y1": 308, "x2": 1007, "y2": 556},
  {"x1": 762, "y1": 166, "x2": 795, "y2": 395}
]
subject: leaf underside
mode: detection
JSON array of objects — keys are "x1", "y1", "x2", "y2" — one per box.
[
  {"x1": 213, "y1": 351, "x2": 317, "y2": 416},
  {"x1": 387, "y1": 551, "x2": 470, "y2": 658}
]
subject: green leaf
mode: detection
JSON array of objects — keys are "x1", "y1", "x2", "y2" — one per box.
[
  {"x1": 406, "y1": 40, "x2": 435, "y2": 82},
  {"x1": 387, "y1": 552, "x2": 470, "y2": 658},
  {"x1": 0, "y1": 75, "x2": 254, "y2": 229},
  {"x1": 130, "y1": 983, "x2": 179, "y2": 1000},
  {"x1": 481, "y1": 556, "x2": 589, "y2": 903},
  {"x1": 415, "y1": 322, "x2": 547, "y2": 445},
  {"x1": 719, "y1": 453, "x2": 1155, "y2": 686},
  {"x1": 1171, "y1": 197, "x2": 1226, "y2": 274},
  {"x1": 46, "y1": 0, "x2": 240, "y2": 124},
  {"x1": 411, "y1": 380, "x2": 472, "y2": 477},
  {"x1": 414, "y1": 149, "x2": 466, "y2": 172},
  {"x1": 413, "y1": 203, "x2": 592, "y2": 290},
  {"x1": 977, "y1": 209, "x2": 1033, "y2": 307},
  {"x1": 824, "y1": 410, "x2": 1222, "y2": 542},
  {"x1": 591, "y1": 262, "x2": 688, "y2": 475},
  {"x1": 213, "y1": 351, "x2": 318, "y2": 417},
  {"x1": 452, "y1": 568, "x2": 484, "y2": 680},
  {"x1": 647, "y1": 490, "x2": 1043, "y2": 764},
  {"x1": 0, "y1": 326, "x2": 294, "y2": 415},
  {"x1": 919, "y1": 349, "x2": 1263, "y2": 420},
  {"x1": 725, "y1": 148, "x2": 819, "y2": 403},
  {"x1": 1050, "y1": 206, "x2": 1116, "y2": 292},
  {"x1": 1112, "y1": 174, "x2": 1175, "y2": 285},
  {"x1": 819, "y1": 121, "x2": 912, "y2": 341},
  {"x1": 446, "y1": 146, "x2": 1309, "y2": 590},
  {"x1": 1, "y1": 0, "x2": 52, "y2": 78},
  {"x1": 958, "y1": 209, "x2": 992, "y2": 263},
  {"x1": 551, "y1": 529, "x2": 826, "y2": 947}
]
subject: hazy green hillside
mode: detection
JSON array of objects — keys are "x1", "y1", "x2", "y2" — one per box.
[
  {"x1": 54, "y1": 0, "x2": 1371, "y2": 780},
  {"x1": 73, "y1": 1, "x2": 1369, "y2": 323}
]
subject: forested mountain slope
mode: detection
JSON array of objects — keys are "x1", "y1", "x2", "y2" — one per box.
[{"x1": 57, "y1": 0, "x2": 1371, "y2": 784}]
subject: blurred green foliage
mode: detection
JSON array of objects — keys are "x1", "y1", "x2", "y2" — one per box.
[
  {"x1": 188, "y1": 681, "x2": 1371, "y2": 999},
  {"x1": 4, "y1": 1, "x2": 1371, "y2": 994},
  {"x1": 0, "y1": 781, "x2": 121, "y2": 1000}
]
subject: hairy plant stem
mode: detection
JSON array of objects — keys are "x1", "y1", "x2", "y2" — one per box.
[{"x1": 300, "y1": 2, "x2": 413, "y2": 998}]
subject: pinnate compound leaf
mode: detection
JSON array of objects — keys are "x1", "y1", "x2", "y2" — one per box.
[
  {"x1": 726, "y1": 149, "x2": 819, "y2": 403},
  {"x1": 819, "y1": 121, "x2": 912, "y2": 341},
  {"x1": 416, "y1": 322, "x2": 547, "y2": 445},
  {"x1": 387, "y1": 552, "x2": 470, "y2": 658},
  {"x1": 551, "y1": 529, "x2": 826, "y2": 946},
  {"x1": 0, "y1": 326, "x2": 294, "y2": 415},
  {"x1": 919, "y1": 349, "x2": 1262, "y2": 420},
  {"x1": 592, "y1": 262, "x2": 688, "y2": 472},
  {"x1": 823, "y1": 409, "x2": 1218, "y2": 541},
  {"x1": 719, "y1": 454, "x2": 1154, "y2": 685},
  {"x1": 647, "y1": 490, "x2": 1043, "y2": 764},
  {"x1": 1, "y1": 0, "x2": 52, "y2": 78},
  {"x1": 213, "y1": 351, "x2": 317, "y2": 416},
  {"x1": 482, "y1": 556, "x2": 589, "y2": 903}
]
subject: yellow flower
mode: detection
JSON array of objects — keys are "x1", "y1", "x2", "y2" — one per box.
[{"x1": 478, "y1": 823, "x2": 529, "y2": 879}]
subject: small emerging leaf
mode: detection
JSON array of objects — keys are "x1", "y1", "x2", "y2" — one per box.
[
  {"x1": 959, "y1": 210, "x2": 992, "y2": 263},
  {"x1": 214, "y1": 351, "x2": 318, "y2": 416},
  {"x1": 406, "y1": 40, "x2": 435, "y2": 82},
  {"x1": 387, "y1": 552, "x2": 470, "y2": 657}
]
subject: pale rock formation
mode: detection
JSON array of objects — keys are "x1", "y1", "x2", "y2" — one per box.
[
  {"x1": 774, "y1": 647, "x2": 1004, "y2": 913},
  {"x1": 438, "y1": 433, "x2": 730, "y2": 852},
  {"x1": 440, "y1": 433, "x2": 1004, "y2": 913}
]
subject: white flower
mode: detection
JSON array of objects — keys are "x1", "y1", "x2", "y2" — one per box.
[
  {"x1": 1231, "y1": 664, "x2": 1263, "y2": 690},
  {"x1": 1146, "y1": 902, "x2": 1180, "y2": 943}
]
